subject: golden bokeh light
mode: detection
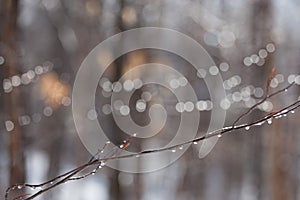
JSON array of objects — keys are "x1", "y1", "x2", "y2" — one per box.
[{"x1": 39, "y1": 72, "x2": 70, "y2": 108}]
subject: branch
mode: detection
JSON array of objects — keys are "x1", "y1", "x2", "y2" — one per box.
[{"x1": 5, "y1": 82, "x2": 299, "y2": 200}]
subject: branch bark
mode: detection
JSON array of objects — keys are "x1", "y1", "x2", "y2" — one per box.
[{"x1": 2, "y1": 0, "x2": 26, "y2": 188}]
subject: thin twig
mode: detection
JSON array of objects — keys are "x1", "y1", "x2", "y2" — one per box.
[{"x1": 232, "y1": 82, "x2": 295, "y2": 126}]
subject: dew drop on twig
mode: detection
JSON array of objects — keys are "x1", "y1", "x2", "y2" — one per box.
[
  {"x1": 267, "y1": 119, "x2": 272, "y2": 125},
  {"x1": 274, "y1": 114, "x2": 282, "y2": 119},
  {"x1": 255, "y1": 122, "x2": 264, "y2": 126},
  {"x1": 245, "y1": 126, "x2": 250, "y2": 131},
  {"x1": 91, "y1": 169, "x2": 96, "y2": 175}
]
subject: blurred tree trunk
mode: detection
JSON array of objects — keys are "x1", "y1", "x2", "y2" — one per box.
[
  {"x1": 110, "y1": 1, "x2": 144, "y2": 199},
  {"x1": 2, "y1": 0, "x2": 26, "y2": 187},
  {"x1": 245, "y1": 0, "x2": 271, "y2": 199},
  {"x1": 109, "y1": 0, "x2": 125, "y2": 199},
  {"x1": 258, "y1": 1, "x2": 289, "y2": 200},
  {"x1": 249, "y1": 0, "x2": 289, "y2": 199},
  {"x1": 269, "y1": 113, "x2": 289, "y2": 200}
]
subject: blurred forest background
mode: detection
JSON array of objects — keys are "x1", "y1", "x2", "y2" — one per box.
[{"x1": 1, "y1": 0, "x2": 300, "y2": 199}]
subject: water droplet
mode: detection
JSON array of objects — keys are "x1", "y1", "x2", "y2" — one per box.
[
  {"x1": 98, "y1": 165, "x2": 102, "y2": 169},
  {"x1": 91, "y1": 172, "x2": 95, "y2": 175},
  {"x1": 193, "y1": 141, "x2": 198, "y2": 144},
  {"x1": 50, "y1": 181, "x2": 53, "y2": 184},
  {"x1": 267, "y1": 119, "x2": 272, "y2": 125},
  {"x1": 255, "y1": 122, "x2": 264, "y2": 126},
  {"x1": 171, "y1": 149, "x2": 176, "y2": 153},
  {"x1": 245, "y1": 126, "x2": 250, "y2": 131},
  {"x1": 179, "y1": 146, "x2": 184, "y2": 150},
  {"x1": 217, "y1": 134, "x2": 222, "y2": 138},
  {"x1": 291, "y1": 110, "x2": 295, "y2": 114},
  {"x1": 17, "y1": 185, "x2": 22, "y2": 189},
  {"x1": 135, "y1": 155, "x2": 140, "y2": 158},
  {"x1": 100, "y1": 162, "x2": 106, "y2": 167}
]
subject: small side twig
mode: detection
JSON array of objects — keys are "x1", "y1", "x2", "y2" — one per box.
[{"x1": 232, "y1": 81, "x2": 295, "y2": 127}]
